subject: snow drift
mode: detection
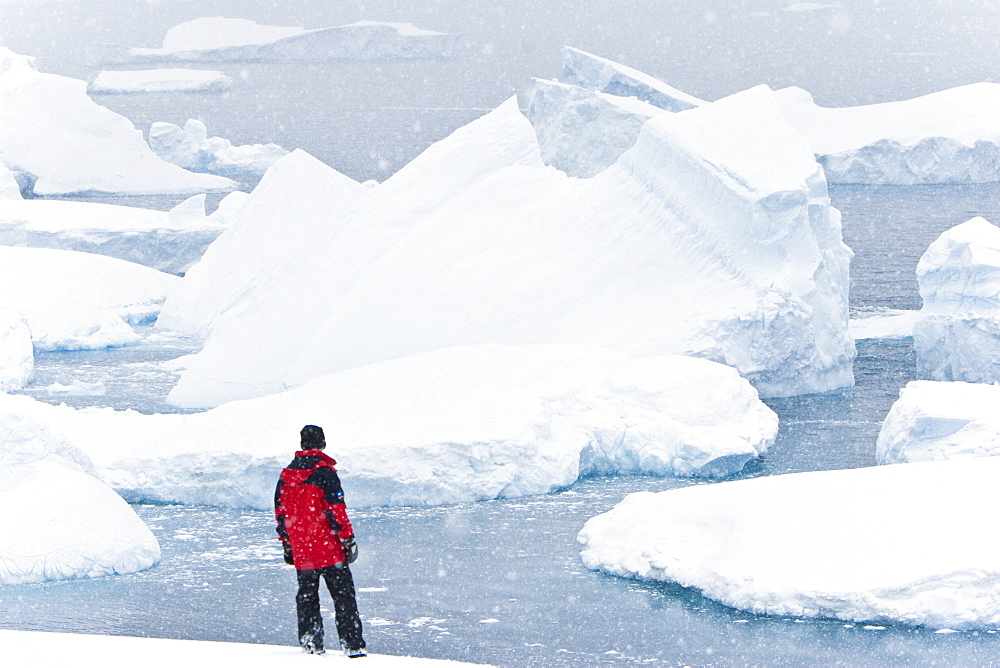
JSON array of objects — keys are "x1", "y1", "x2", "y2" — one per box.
[
  {"x1": 0, "y1": 412, "x2": 160, "y2": 584},
  {"x1": 0, "y1": 311, "x2": 33, "y2": 391},
  {"x1": 0, "y1": 194, "x2": 232, "y2": 275},
  {"x1": 775, "y1": 84, "x2": 1000, "y2": 184},
  {"x1": 911, "y1": 217, "x2": 1000, "y2": 383},
  {"x1": 0, "y1": 246, "x2": 179, "y2": 351},
  {"x1": 94, "y1": 17, "x2": 459, "y2": 64},
  {"x1": 0, "y1": 345, "x2": 779, "y2": 509},
  {"x1": 0, "y1": 47, "x2": 234, "y2": 196},
  {"x1": 876, "y1": 380, "x2": 1000, "y2": 464},
  {"x1": 88, "y1": 68, "x2": 232, "y2": 94},
  {"x1": 580, "y1": 457, "x2": 1000, "y2": 630},
  {"x1": 149, "y1": 119, "x2": 288, "y2": 182},
  {"x1": 162, "y1": 89, "x2": 854, "y2": 408}
]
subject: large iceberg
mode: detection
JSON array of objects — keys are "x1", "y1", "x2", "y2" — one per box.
[
  {"x1": 774, "y1": 84, "x2": 1000, "y2": 184},
  {"x1": 0, "y1": 345, "x2": 778, "y2": 509},
  {"x1": 0, "y1": 246, "x2": 179, "y2": 351},
  {"x1": 0, "y1": 412, "x2": 160, "y2": 584},
  {"x1": 0, "y1": 311, "x2": 33, "y2": 391},
  {"x1": 0, "y1": 47, "x2": 234, "y2": 196},
  {"x1": 0, "y1": 195, "x2": 232, "y2": 275},
  {"x1": 911, "y1": 217, "x2": 1000, "y2": 382},
  {"x1": 94, "y1": 17, "x2": 459, "y2": 64},
  {"x1": 148, "y1": 119, "x2": 288, "y2": 182},
  {"x1": 876, "y1": 380, "x2": 1000, "y2": 464},
  {"x1": 579, "y1": 457, "x2": 1000, "y2": 630},
  {"x1": 87, "y1": 68, "x2": 232, "y2": 94},
  {"x1": 162, "y1": 90, "x2": 854, "y2": 408}
]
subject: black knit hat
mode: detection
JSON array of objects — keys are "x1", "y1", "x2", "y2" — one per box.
[{"x1": 300, "y1": 424, "x2": 326, "y2": 449}]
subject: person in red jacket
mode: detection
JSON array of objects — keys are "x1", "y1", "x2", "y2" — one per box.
[{"x1": 275, "y1": 425, "x2": 366, "y2": 657}]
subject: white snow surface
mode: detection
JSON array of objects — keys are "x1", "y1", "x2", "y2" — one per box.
[
  {"x1": 0, "y1": 412, "x2": 159, "y2": 584},
  {"x1": 103, "y1": 17, "x2": 458, "y2": 63},
  {"x1": 0, "y1": 246, "x2": 179, "y2": 351},
  {"x1": 0, "y1": 311, "x2": 33, "y2": 391},
  {"x1": 0, "y1": 195, "x2": 227, "y2": 275},
  {"x1": 0, "y1": 163, "x2": 21, "y2": 199},
  {"x1": 0, "y1": 48, "x2": 234, "y2": 196},
  {"x1": 876, "y1": 380, "x2": 1000, "y2": 464},
  {"x1": 912, "y1": 217, "x2": 1000, "y2": 382},
  {"x1": 775, "y1": 84, "x2": 1000, "y2": 184},
  {"x1": 149, "y1": 118, "x2": 288, "y2": 181},
  {"x1": 0, "y1": 345, "x2": 778, "y2": 509},
  {"x1": 162, "y1": 91, "x2": 854, "y2": 408},
  {"x1": 88, "y1": 68, "x2": 232, "y2": 94},
  {"x1": 579, "y1": 456, "x2": 1000, "y2": 630},
  {"x1": 0, "y1": 630, "x2": 487, "y2": 667}
]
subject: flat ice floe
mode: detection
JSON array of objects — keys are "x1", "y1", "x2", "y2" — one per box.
[
  {"x1": 877, "y1": 380, "x2": 1000, "y2": 464},
  {"x1": 0, "y1": 195, "x2": 230, "y2": 275},
  {"x1": 0, "y1": 47, "x2": 234, "y2": 196},
  {"x1": 911, "y1": 217, "x2": 1000, "y2": 382},
  {"x1": 0, "y1": 345, "x2": 778, "y2": 509},
  {"x1": 579, "y1": 457, "x2": 1000, "y2": 629},
  {"x1": 0, "y1": 412, "x2": 159, "y2": 584},
  {"x1": 162, "y1": 88, "x2": 854, "y2": 407},
  {"x1": 87, "y1": 68, "x2": 232, "y2": 93},
  {"x1": 0, "y1": 246, "x2": 179, "y2": 350}
]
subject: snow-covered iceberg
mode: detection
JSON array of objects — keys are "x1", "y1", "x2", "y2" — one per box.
[
  {"x1": 911, "y1": 217, "x2": 1000, "y2": 382},
  {"x1": 0, "y1": 246, "x2": 179, "y2": 351},
  {"x1": 0, "y1": 412, "x2": 160, "y2": 584},
  {"x1": 0, "y1": 47, "x2": 234, "y2": 196},
  {"x1": 775, "y1": 84, "x2": 1000, "y2": 184},
  {"x1": 94, "y1": 17, "x2": 459, "y2": 64},
  {"x1": 88, "y1": 68, "x2": 232, "y2": 94},
  {"x1": 149, "y1": 119, "x2": 288, "y2": 182},
  {"x1": 579, "y1": 457, "x2": 1000, "y2": 630},
  {"x1": 0, "y1": 345, "x2": 779, "y2": 509},
  {"x1": 0, "y1": 311, "x2": 33, "y2": 391},
  {"x1": 0, "y1": 195, "x2": 230, "y2": 275},
  {"x1": 876, "y1": 380, "x2": 1000, "y2": 464},
  {"x1": 162, "y1": 89, "x2": 854, "y2": 408}
]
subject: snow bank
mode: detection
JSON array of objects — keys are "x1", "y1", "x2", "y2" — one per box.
[
  {"x1": 0, "y1": 629, "x2": 485, "y2": 667},
  {"x1": 0, "y1": 412, "x2": 159, "y2": 584},
  {"x1": 88, "y1": 68, "x2": 232, "y2": 94},
  {"x1": 911, "y1": 217, "x2": 1000, "y2": 382},
  {"x1": 0, "y1": 196, "x2": 227, "y2": 275},
  {"x1": 876, "y1": 380, "x2": 1000, "y2": 464},
  {"x1": 164, "y1": 89, "x2": 853, "y2": 407},
  {"x1": 96, "y1": 17, "x2": 459, "y2": 64},
  {"x1": 775, "y1": 84, "x2": 1000, "y2": 184},
  {"x1": 580, "y1": 457, "x2": 1000, "y2": 630},
  {"x1": 149, "y1": 118, "x2": 288, "y2": 181},
  {"x1": 0, "y1": 246, "x2": 179, "y2": 351},
  {"x1": 0, "y1": 311, "x2": 32, "y2": 391},
  {"x1": 0, "y1": 47, "x2": 234, "y2": 196},
  {"x1": 0, "y1": 345, "x2": 778, "y2": 509},
  {"x1": 0, "y1": 163, "x2": 21, "y2": 199}
]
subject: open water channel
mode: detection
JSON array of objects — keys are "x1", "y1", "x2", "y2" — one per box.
[{"x1": 3, "y1": 184, "x2": 1000, "y2": 666}]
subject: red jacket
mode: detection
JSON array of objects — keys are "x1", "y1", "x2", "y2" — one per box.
[{"x1": 274, "y1": 449, "x2": 355, "y2": 570}]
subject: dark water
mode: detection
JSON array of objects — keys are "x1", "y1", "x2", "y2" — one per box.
[{"x1": 4, "y1": 186, "x2": 1000, "y2": 665}]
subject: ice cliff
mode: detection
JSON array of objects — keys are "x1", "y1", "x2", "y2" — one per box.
[{"x1": 161, "y1": 88, "x2": 854, "y2": 408}]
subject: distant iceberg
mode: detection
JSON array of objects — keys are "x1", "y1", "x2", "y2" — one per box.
[
  {"x1": 0, "y1": 47, "x2": 234, "y2": 196},
  {"x1": 911, "y1": 217, "x2": 1000, "y2": 382},
  {"x1": 580, "y1": 457, "x2": 1000, "y2": 630},
  {"x1": 88, "y1": 68, "x2": 232, "y2": 94},
  {"x1": 148, "y1": 119, "x2": 288, "y2": 181},
  {"x1": 92, "y1": 17, "x2": 459, "y2": 64},
  {"x1": 775, "y1": 84, "x2": 1000, "y2": 184}
]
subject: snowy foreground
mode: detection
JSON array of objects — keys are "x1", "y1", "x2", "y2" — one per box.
[
  {"x1": 580, "y1": 457, "x2": 1000, "y2": 630},
  {"x1": 0, "y1": 630, "x2": 485, "y2": 667},
  {"x1": 0, "y1": 345, "x2": 778, "y2": 509},
  {"x1": 0, "y1": 48, "x2": 233, "y2": 196},
  {"x1": 877, "y1": 380, "x2": 1000, "y2": 464}
]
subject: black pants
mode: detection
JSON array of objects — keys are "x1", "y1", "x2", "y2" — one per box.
[{"x1": 295, "y1": 564, "x2": 365, "y2": 651}]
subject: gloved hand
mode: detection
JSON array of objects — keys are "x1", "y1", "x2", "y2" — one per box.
[
  {"x1": 341, "y1": 537, "x2": 358, "y2": 565},
  {"x1": 282, "y1": 542, "x2": 295, "y2": 566}
]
